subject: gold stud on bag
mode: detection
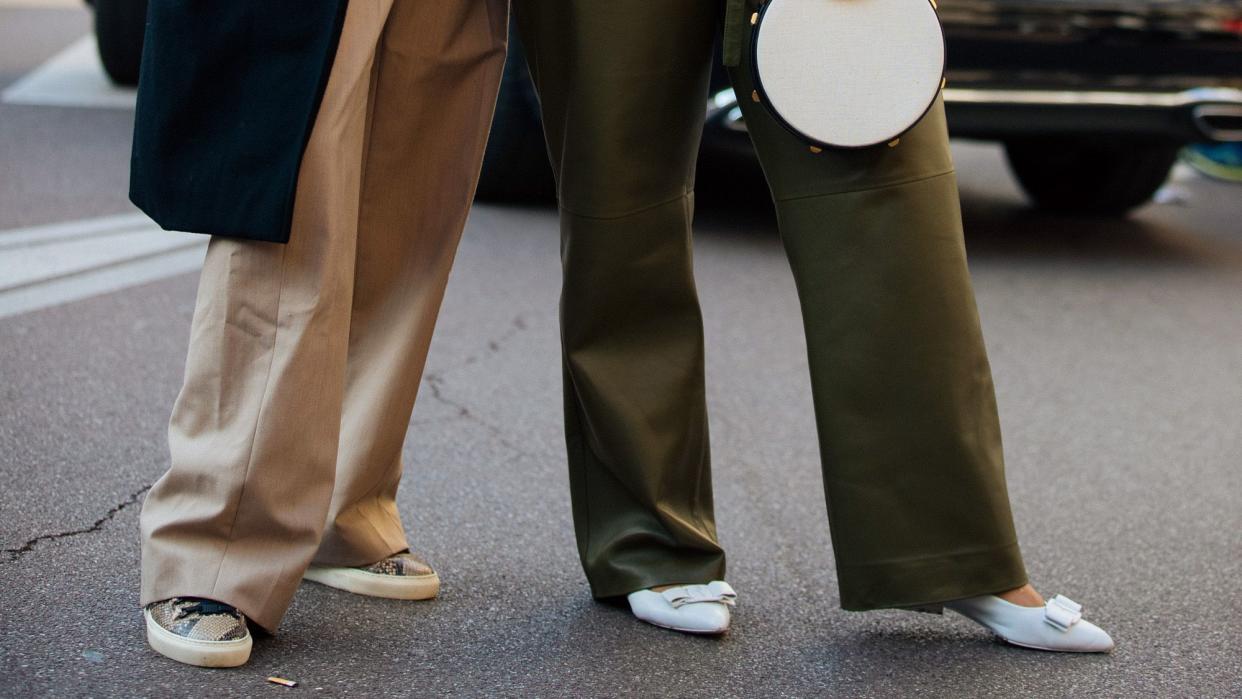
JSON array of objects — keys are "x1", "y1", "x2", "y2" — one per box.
[{"x1": 750, "y1": 0, "x2": 945, "y2": 150}]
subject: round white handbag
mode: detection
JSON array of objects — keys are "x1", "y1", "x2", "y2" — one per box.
[{"x1": 750, "y1": 0, "x2": 946, "y2": 149}]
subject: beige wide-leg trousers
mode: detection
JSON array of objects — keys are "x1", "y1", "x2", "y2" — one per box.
[{"x1": 139, "y1": 0, "x2": 508, "y2": 632}]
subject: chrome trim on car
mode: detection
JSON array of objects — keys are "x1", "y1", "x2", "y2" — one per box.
[
  {"x1": 941, "y1": 87, "x2": 1242, "y2": 109},
  {"x1": 707, "y1": 86, "x2": 1242, "y2": 143}
]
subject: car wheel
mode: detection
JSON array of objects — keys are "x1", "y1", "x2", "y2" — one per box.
[
  {"x1": 476, "y1": 26, "x2": 555, "y2": 203},
  {"x1": 94, "y1": 0, "x2": 148, "y2": 87},
  {"x1": 1003, "y1": 138, "x2": 1180, "y2": 216}
]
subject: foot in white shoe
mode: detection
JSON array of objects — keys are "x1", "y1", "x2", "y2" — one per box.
[
  {"x1": 627, "y1": 581, "x2": 736, "y2": 635},
  {"x1": 144, "y1": 597, "x2": 252, "y2": 668},
  {"x1": 304, "y1": 551, "x2": 440, "y2": 600},
  {"x1": 945, "y1": 594, "x2": 1115, "y2": 653}
]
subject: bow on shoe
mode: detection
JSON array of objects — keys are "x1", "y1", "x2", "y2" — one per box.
[
  {"x1": 1044, "y1": 594, "x2": 1084, "y2": 631},
  {"x1": 661, "y1": 581, "x2": 738, "y2": 609}
]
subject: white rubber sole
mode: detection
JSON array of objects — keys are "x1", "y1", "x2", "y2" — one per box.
[
  {"x1": 144, "y1": 609, "x2": 252, "y2": 668},
  {"x1": 303, "y1": 566, "x2": 440, "y2": 600}
]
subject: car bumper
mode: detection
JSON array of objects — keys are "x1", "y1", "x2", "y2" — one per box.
[
  {"x1": 706, "y1": 86, "x2": 1242, "y2": 146},
  {"x1": 943, "y1": 86, "x2": 1242, "y2": 143}
]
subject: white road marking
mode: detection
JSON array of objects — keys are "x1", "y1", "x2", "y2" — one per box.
[
  {"x1": 0, "y1": 212, "x2": 206, "y2": 319},
  {"x1": 0, "y1": 211, "x2": 150, "y2": 249},
  {"x1": 2, "y1": 36, "x2": 137, "y2": 109},
  {"x1": 0, "y1": 0, "x2": 81, "y2": 7}
]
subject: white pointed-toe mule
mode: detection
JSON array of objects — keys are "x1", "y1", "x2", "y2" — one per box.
[
  {"x1": 945, "y1": 594, "x2": 1115, "y2": 653},
  {"x1": 626, "y1": 581, "x2": 737, "y2": 635}
]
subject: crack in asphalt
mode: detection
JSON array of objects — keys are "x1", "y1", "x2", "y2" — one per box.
[
  {"x1": 2, "y1": 484, "x2": 152, "y2": 563},
  {"x1": 3, "y1": 315, "x2": 545, "y2": 565},
  {"x1": 419, "y1": 313, "x2": 554, "y2": 462},
  {"x1": 459, "y1": 314, "x2": 529, "y2": 367},
  {"x1": 422, "y1": 374, "x2": 548, "y2": 462}
]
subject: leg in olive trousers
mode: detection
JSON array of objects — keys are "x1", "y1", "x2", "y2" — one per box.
[
  {"x1": 139, "y1": 0, "x2": 508, "y2": 632},
  {"x1": 513, "y1": 0, "x2": 1028, "y2": 610}
]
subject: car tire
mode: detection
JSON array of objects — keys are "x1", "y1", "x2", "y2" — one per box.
[
  {"x1": 94, "y1": 0, "x2": 148, "y2": 87},
  {"x1": 476, "y1": 27, "x2": 555, "y2": 204},
  {"x1": 1004, "y1": 138, "x2": 1180, "y2": 216}
]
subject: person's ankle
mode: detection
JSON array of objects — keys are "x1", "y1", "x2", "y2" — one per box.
[{"x1": 996, "y1": 583, "x2": 1045, "y2": 608}]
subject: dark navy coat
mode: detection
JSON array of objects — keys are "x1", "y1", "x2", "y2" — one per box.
[{"x1": 129, "y1": 1, "x2": 349, "y2": 243}]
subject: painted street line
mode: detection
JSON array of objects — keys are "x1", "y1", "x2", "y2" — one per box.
[
  {"x1": 0, "y1": 211, "x2": 151, "y2": 250},
  {"x1": 2, "y1": 36, "x2": 137, "y2": 109},
  {"x1": 0, "y1": 212, "x2": 205, "y2": 319},
  {"x1": 0, "y1": 1, "x2": 82, "y2": 7}
]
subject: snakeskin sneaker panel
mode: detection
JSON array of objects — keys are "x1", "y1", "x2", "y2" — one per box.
[
  {"x1": 147, "y1": 598, "x2": 249, "y2": 641},
  {"x1": 361, "y1": 552, "x2": 435, "y2": 577}
]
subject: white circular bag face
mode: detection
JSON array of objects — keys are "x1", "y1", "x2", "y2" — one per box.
[{"x1": 753, "y1": 0, "x2": 945, "y2": 148}]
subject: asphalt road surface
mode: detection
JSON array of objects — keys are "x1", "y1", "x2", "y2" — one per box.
[{"x1": 2, "y1": 3, "x2": 1241, "y2": 697}]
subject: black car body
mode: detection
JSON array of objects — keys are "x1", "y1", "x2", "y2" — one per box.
[{"x1": 941, "y1": 0, "x2": 1242, "y2": 142}]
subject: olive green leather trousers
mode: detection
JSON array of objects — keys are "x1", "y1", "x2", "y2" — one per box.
[{"x1": 513, "y1": 0, "x2": 1028, "y2": 610}]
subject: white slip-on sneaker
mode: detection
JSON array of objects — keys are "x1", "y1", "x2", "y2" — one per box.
[
  {"x1": 627, "y1": 581, "x2": 736, "y2": 635},
  {"x1": 144, "y1": 597, "x2": 252, "y2": 668},
  {"x1": 945, "y1": 594, "x2": 1115, "y2": 653},
  {"x1": 303, "y1": 551, "x2": 440, "y2": 600}
]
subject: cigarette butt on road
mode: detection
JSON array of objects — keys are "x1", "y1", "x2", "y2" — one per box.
[{"x1": 267, "y1": 677, "x2": 298, "y2": 688}]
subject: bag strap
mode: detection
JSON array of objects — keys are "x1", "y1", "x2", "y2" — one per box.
[{"x1": 722, "y1": 0, "x2": 750, "y2": 67}]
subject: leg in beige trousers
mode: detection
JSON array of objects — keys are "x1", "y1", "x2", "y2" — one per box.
[{"x1": 139, "y1": 0, "x2": 508, "y2": 632}]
